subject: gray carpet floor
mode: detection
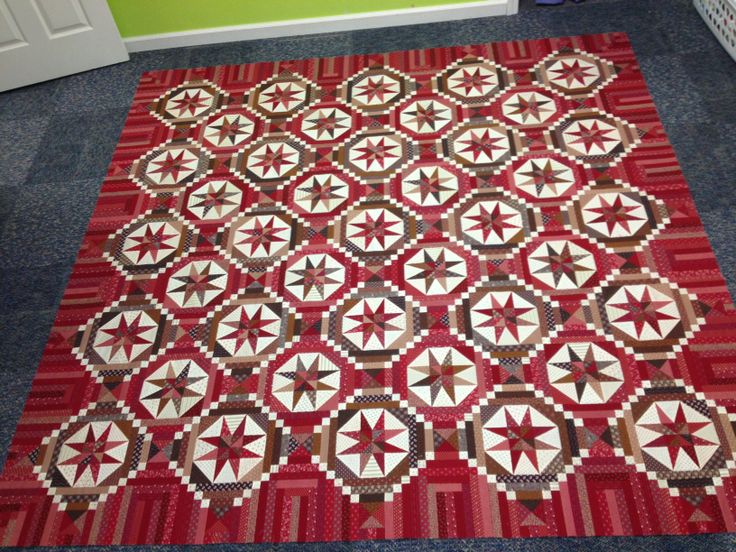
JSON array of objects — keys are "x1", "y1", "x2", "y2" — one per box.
[{"x1": 0, "y1": 0, "x2": 734, "y2": 549}]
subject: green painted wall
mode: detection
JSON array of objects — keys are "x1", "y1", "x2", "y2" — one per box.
[{"x1": 107, "y1": 0, "x2": 479, "y2": 38}]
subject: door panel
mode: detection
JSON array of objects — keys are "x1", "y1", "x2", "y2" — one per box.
[
  {"x1": 0, "y1": 1, "x2": 26, "y2": 52},
  {"x1": 0, "y1": 0, "x2": 129, "y2": 92},
  {"x1": 33, "y1": 0, "x2": 92, "y2": 37}
]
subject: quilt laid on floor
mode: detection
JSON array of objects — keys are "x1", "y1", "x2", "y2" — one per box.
[{"x1": 2, "y1": 32, "x2": 736, "y2": 546}]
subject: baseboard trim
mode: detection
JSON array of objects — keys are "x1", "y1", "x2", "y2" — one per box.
[{"x1": 123, "y1": 0, "x2": 519, "y2": 52}]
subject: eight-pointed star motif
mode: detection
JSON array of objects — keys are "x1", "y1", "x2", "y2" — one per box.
[
  {"x1": 245, "y1": 142, "x2": 300, "y2": 180},
  {"x1": 562, "y1": 118, "x2": 622, "y2": 156},
  {"x1": 193, "y1": 414, "x2": 268, "y2": 484},
  {"x1": 56, "y1": 421, "x2": 130, "y2": 488},
  {"x1": 403, "y1": 246, "x2": 468, "y2": 295},
  {"x1": 336, "y1": 408, "x2": 410, "y2": 478},
  {"x1": 581, "y1": 192, "x2": 649, "y2": 239},
  {"x1": 454, "y1": 127, "x2": 510, "y2": 165},
  {"x1": 165, "y1": 88, "x2": 216, "y2": 119},
  {"x1": 232, "y1": 214, "x2": 293, "y2": 259},
  {"x1": 346, "y1": 207, "x2": 405, "y2": 253},
  {"x1": 502, "y1": 91, "x2": 557, "y2": 125},
  {"x1": 140, "y1": 359, "x2": 210, "y2": 419},
  {"x1": 284, "y1": 253, "x2": 346, "y2": 302},
  {"x1": 186, "y1": 180, "x2": 243, "y2": 221},
  {"x1": 144, "y1": 148, "x2": 201, "y2": 187},
  {"x1": 342, "y1": 297, "x2": 408, "y2": 351},
  {"x1": 272, "y1": 352, "x2": 341, "y2": 412},
  {"x1": 447, "y1": 65, "x2": 499, "y2": 98},
  {"x1": 122, "y1": 221, "x2": 181, "y2": 266},
  {"x1": 92, "y1": 310, "x2": 160, "y2": 364},
  {"x1": 513, "y1": 158, "x2": 576, "y2": 199},
  {"x1": 166, "y1": 260, "x2": 229, "y2": 308},
  {"x1": 348, "y1": 136, "x2": 403, "y2": 173},
  {"x1": 352, "y1": 74, "x2": 402, "y2": 107},
  {"x1": 301, "y1": 107, "x2": 353, "y2": 141},
  {"x1": 635, "y1": 401, "x2": 721, "y2": 472},
  {"x1": 604, "y1": 284, "x2": 681, "y2": 341},
  {"x1": 293, "y1": 173, "x2": 350, "y2": 214},
  {"x1": 401, "y1": 165, "x2": 459, "y2": 207},
  {"x1": 546, "y1": 57, "x2": 600, "y2": 90},
  {"x1": 407, "y1": 347, "x2": 477, "y2": 407},
  {"x1": 215, "y1": 303, "x2": 283, "y2": 357},
  {"x1": 460, "y1": 200, "x2": 524, "y2": 246},
  {"x1": 526, "y1": 239, "x2": 598, "y2": 290},
  {"x1": 470, "y1": 290, "x2": 541, "y2": 346},
  {"x1": 258, "y1": 81, "x2": 308, "y2": 113},
  {"x1": 202, "y1": 113, "x2": 255, "y2": 148},
  {"x1": 399, "y1": 99, "x2": 453, "y2": 134},
  {"x1": 482, "y1": 405, "x2": 562, "y2": 475},
  {"x1": 546, "y1": 343, "x2": 625, "y2": 404}
]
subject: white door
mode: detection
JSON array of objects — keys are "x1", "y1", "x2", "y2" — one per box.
[{"x1": 0, "y1": 0, "x2": 128, "y2": 92}]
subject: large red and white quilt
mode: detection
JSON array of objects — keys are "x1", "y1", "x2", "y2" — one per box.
[{"x1": 1, "y1": 32, "x2": 736, "y2": 545}]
